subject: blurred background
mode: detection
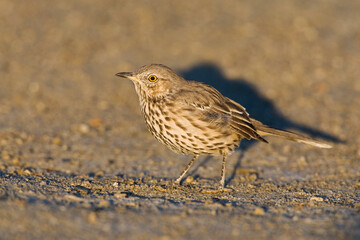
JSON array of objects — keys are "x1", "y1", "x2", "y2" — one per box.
[
  {"x1": 0, "y1": 0, "x2": 359, "y2": 239},
  {"x1": 1, "y1": 0, "x2": 359, "y2": 134},
  {"x1": 1, "y1": 0, "x2": 359, "y2": 170}
]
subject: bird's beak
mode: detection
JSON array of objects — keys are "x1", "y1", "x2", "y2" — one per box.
[{"x1": 115, "y1": 72, "x2": 138, "y2": 81}]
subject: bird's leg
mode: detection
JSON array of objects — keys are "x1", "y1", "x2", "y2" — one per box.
[
  {"x1": 219, "y1": 153, "x2": 228, "y2": 189},
  {"x1": 175, "y1": 155, "x2": 199, "y2": 184}
]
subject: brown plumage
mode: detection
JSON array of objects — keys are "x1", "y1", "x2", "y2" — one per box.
[{"x1": 116, "y1": 64, "x2": 332, "y2": 189}]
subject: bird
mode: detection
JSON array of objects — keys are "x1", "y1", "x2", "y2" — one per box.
[{"x1": 116, "y1": 64, "x2": 332, "y2": 189}]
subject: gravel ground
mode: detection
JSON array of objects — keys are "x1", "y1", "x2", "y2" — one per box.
[{"x1": 0, "y1": 0, "x2": 359, "y2": 239}]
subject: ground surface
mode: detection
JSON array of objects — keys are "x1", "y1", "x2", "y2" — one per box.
[{"x1": 0, "y1": 0, "x2": 359, "y2": 239}]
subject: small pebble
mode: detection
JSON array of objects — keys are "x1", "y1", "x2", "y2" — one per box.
[
  {"x1": 253, "y1": 207, "x2": 265, "y2": 216},
  {"x1": 184, "y1": 176, "x2": 194, "y2": 184},
  {"x1": 79, "y1": 124, "x2": 90, "y2": 133},
  {"x1": 88, "y1": 212, "x2": 97, "y2": 223},
  {"x1": 52, "y1": 137, "x2": 62, "y2": 145},
  {"x1": 97, "y1": 200, "x2": 110, "y2": 208},
  {"x1": 310, "y1": 196, "x2": 324, "y2": 202},
  {"x1": 64, "y1": 194, "x2": 84, "y2": 202},
  {"x1": 114, "y1": 193, "x2": 127, "y2": 199},
  {"x1": 12, "y1": 157, "x2": 20, "y2": 165},
  {"x1": 89, "y1": 118, "x2": 103, "y2": 127}
]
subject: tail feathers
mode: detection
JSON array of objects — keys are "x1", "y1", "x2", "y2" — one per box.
[{"x1": 251, "y1": 119, "x2": 332, "y2": 149}]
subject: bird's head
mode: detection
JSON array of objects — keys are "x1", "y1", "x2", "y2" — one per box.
[{"x1": 116, "y1": 64, "x2": 185, "y2": 100}]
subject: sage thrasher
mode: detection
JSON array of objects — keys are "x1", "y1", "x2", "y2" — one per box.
[{"x1": 116, "y1": 64, "x2": 331, "y2": 189}]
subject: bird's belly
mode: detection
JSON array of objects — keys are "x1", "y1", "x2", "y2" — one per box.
[{"x1": 144, "y1": 109, "x2": 240, "y2": 155}]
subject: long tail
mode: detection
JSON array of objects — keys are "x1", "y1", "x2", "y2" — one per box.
[{"x1": 251, "y1": 119, "x2": 332, "y2": 149}]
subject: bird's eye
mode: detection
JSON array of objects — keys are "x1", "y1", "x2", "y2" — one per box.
[{"x1": 148, "y1": 75, "x2": 158, "y2": 82}]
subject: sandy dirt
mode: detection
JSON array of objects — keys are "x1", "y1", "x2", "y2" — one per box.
[{"x1": 0, "y1": 0, "x2": 359, "y2": 239}]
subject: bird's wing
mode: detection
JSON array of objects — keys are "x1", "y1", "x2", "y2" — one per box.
[
  {"x1": 170, "y1": 82, "x2": 232, "y2": 126},
  {"x1": 225, "y1": 98, "x2": 267, "y2": 142},
  {"x1": 170, "y1": 81, "x2": 267, "y2": 142}
]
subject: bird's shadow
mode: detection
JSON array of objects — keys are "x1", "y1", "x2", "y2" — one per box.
[{"x1": 180, "y1": 63, "x2": 343, "y2": 184}]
